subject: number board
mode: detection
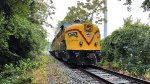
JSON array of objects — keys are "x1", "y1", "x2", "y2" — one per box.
[{"x1": 68, "y1": 32, "x2": 78, "y2": 37}]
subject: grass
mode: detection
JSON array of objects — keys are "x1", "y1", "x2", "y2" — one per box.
[
  {"x1": 47, "y1": 56, "x2": 68, "y2": 84},
  {"x1": 32, "y1": 55, "x2": 51, "y2": 83},
  {"x1": 32, "y1": 55, "x2": 68, "y2": 84},
  {"x1": 144, "y1": 67, "x2": 150, "y2": 80}
]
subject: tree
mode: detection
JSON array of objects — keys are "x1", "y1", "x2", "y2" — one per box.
[
  {"x1": 29, "y1": 0, "x2": 55, "y2": 27},
  {"x1": 59, "y1": 0, "x2": 106, "y2": 25},
  {"x1": 119, "y1": 0, "x2": 150, "y2": 11},
  {"x1": 101, "y1": 17, "x2": 150, "y2": 76},
  {"x1": 0, "y1": 0, "x2": 55, "y2": 65}
]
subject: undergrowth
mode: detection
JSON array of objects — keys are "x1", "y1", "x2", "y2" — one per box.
[{"x1": 0, "y1": 55, "x2": 52, "y2": 84}]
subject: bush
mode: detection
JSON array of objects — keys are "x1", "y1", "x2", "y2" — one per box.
[
  {"x1": 0, "y1": 55, "x2": 51, "y2": 84},
  {"x1": 0, "y1": 0, "x2": 51, "y2": 65},
  {"x1": 101, "y1": 17, "x2": 150, "y2": 78},
  {"x1": 0, "y1": 15, "x2": 47, "y2": 65},
  {"x1": 0, "y1": 59, "x2": 35, "y2": 84}
]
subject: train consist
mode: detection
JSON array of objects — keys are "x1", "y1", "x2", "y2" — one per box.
[{"x1": 50, "y1": 21, "x2": 101, "y2": 65}]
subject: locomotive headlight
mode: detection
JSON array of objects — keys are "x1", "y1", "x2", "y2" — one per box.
[
  {"x1": 94, "y1": 42, "x2": 98, "y2": 47},
  {"x1": 79, "y1": 41, "x2": 83, "y2": 46}
]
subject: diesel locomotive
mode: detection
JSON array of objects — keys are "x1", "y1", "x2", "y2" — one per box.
[{"x1": 50, "y1": 21, "x2": 101, "y2": 65}]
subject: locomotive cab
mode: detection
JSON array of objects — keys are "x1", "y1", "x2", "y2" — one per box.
[{"x1": 50, "y1": 21, "x2": 101, "y2": 65}]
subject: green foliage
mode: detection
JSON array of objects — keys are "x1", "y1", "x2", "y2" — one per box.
[
  {"x1": 101, "y1": 17, "x2": 150, "y2": 77},
  {"x1": 111, "y1": 61, "x2": 120, "y2": 70},
  {"x1": 0, "y1": 15, "x2": 47, "y2": 64},
  {"x1": 8, "y1": 15, "x2": 47, "y2": 58},
  {"x1": 119, "y1": 0, "x2": 150, "y2": 11},
  {"x1": 0, "y1": 0, "x2": 54, "y2": 25},
  {"x1": 0, "y1": 0, "x2": 54, "y2": 83},
  {"x1": 29, "y1": 0, "x2": 55, "y2": 27},
  {"x1": 0, "y1": 0, "x2": 54, "y2": 64},
  {"x1": 59, "y1": 0, "x2": 106, "y2": 25},
  {"x1": 0, "y1": 59, "x2": 37, "y2": 84},
  {"x1": 144, "y1": 66, "x2": 150, "y2": 79},
  {"x1": 0, "y1": 55, "x2": 50, "y2": 84}
]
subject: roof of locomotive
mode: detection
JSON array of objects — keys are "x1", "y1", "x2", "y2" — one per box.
[
  {"x1": 62, "y1": 23, "x2": 80, "y2": 29},
  {"x1": 61, "y1": 20, "x2": 81, "y2": 29}
]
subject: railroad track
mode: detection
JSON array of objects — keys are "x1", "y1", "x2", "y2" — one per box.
[
  {"x1": 78, "y1": 65, "x2": 150, "y2": 84},
  {"x1": 50, "y1": 54, "x2": 150, "y2": 84}
]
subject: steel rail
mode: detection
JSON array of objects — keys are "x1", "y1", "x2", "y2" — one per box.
[
  {"x1": 79, "y1": 67, "x2": 113, "y2": 84},
  {"x1": 88, "y1": 65, "x2": 150, "y2": 84},
  {"x1": 50, "y1": 54, "x2": 150, "y2": 84}
]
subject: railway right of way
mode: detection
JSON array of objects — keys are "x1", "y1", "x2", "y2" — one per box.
[
  {"x1": 78, "y1": 65, "x2": 150, "y2": 84},
  {"x1": 51, "y1": 53, "x2": 150, "y2": 84}
]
